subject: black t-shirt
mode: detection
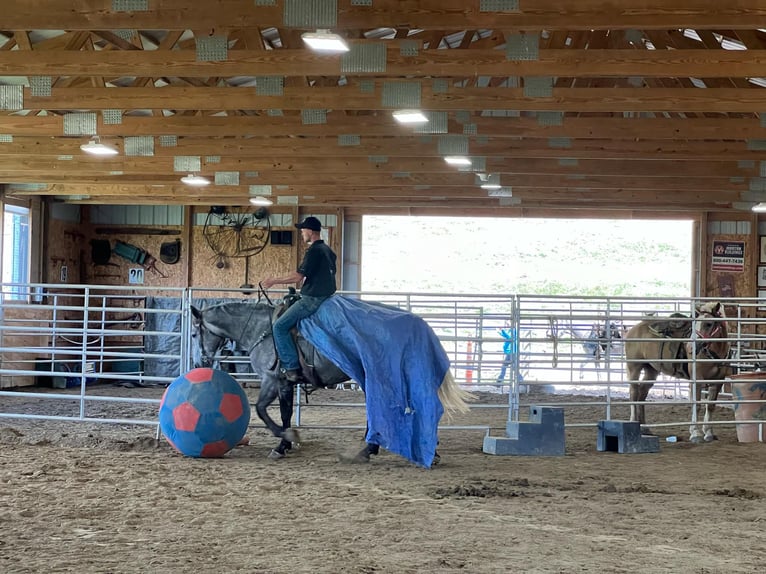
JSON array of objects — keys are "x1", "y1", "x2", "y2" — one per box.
[{"x1": 297, "y1": 239, "x2": 337, "y2": 297}]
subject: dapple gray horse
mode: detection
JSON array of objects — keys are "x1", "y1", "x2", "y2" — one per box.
[
  {"x1": 190, "y1": 299, "x2": 470, "y2": 463},
  {"x1": 625, "y1": 301, "x2": 732, "y2": 443},
  {"x1": 190, "y1": 300, "x2": 373, "y2": 461}
]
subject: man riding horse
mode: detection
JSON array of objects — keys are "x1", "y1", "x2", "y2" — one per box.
[{"x1": 261, "y1": 216, "x2": 337, "y2": 384}]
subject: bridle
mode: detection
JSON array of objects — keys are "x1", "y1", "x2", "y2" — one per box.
[
  {"x1": 692, "y1": 312, "x2": 729, "y2": 362},
  {"x1": 192, "y1": 318, "x2": 227, "y2": 367}
]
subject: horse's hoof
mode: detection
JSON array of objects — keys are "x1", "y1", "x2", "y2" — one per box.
[
  {"x1": 430, "y1": 453, "x2": 441, "y2": 468},
  {"x1": 689, "y1": 436, "x2": 704, "y2": 444},
  {"x1": 704, "y1": 435, "x2": 717, "y2": 443},
  {"x1": 282, "y1": 428, "x2": 301, "y2": 443},
  {"x1": 268, "y1": 449, "x2": 286, "y2": 460}
]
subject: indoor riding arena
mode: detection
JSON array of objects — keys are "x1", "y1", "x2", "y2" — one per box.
[{"x1": 3, "y1": 3, "x2": 766, "y2": 574}]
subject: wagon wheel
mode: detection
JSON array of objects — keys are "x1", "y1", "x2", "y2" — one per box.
[{"x1": 203, "y1": 206, "x2": 271, "y2": 260}]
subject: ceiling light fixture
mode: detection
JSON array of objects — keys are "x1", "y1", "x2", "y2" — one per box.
[
  {"x1": 392, "y1": 109, "x2": 428, "y2": 124},
  {"x1": 180, "y1": 174, "x2": 210, "y2": 186},
  {"x1": 301, "y1": 29, "x2": 349, "y2": 53},
  {"x1": 752, "y1": 202, "x2": 766, "y2": 212},
  {"x1": 476, "y1": 173, "x2": 502, "y2": 190},
  {"x1": 79, "y1": 136, "x2": 118, "y2": 156},
  {"x1": 249, "y1": 196, "x2": 273, "y2": 206},
  {"x1": 444, "y1": 156, "x2": 472, "y2": 166}
]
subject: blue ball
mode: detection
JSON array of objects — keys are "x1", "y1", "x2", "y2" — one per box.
[{"x1": 159, "y1": 368, "x2": 251, "y2": 458}]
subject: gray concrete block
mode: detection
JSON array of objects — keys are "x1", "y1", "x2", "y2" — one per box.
[
  {"x1": 483, "y1": 405, "x2": 565, "y2": 456},
  {"x1": 597, "y1": 420, "x2": 660, "y2": 454}
]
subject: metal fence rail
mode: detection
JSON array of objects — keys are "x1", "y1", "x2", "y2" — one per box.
[{"x1": 1, "y1": 284, "x2": 764, "y2": 440}]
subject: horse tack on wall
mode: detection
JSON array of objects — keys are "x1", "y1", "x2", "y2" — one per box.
[
  {"x1": 160, "y1": 239, "x2": 181, "y2": 265},
  {"x1": 112, "y1": 240, "x2": 167, "y2": 279}
]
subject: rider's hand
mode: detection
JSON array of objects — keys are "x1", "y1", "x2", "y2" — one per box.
[{"x1": 261, "y1": 278, "x2": 274, "y2": 289}]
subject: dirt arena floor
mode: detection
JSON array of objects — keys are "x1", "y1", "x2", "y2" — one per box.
[{"x1": 1, "y1": 383, "x2": 765, "y2": 574}]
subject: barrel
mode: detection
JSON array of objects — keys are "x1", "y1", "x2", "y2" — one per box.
[{"x1": 728, "y1": 372, "x2": 766, "y2": 443}]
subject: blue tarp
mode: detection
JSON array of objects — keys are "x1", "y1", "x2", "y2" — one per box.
[{"x1": 299, "y1": 295, "x2": 450, "y2": 468}]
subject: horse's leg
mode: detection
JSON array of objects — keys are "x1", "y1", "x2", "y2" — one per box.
[
  {"x1": 253, "y1": 374, "x2": 295, "y2": 459},
  {"x1": 339, "y1": 422, "x2": 381, "y2": 464},
  {"x1": 629, "y1": 368, "x2": 657, "y2": 432},
  {"x1": 276, "y1": 376, "x2": 300, "y2": 444},
  {"x1": 688, "y1": 381, "x2": 705, "y2": 443},
  {"x1": 690, "y1": 383, "x2": 720, "y2": 443},
  {"x1": 703, "y1": 383, "x2": 721, "y2": 442}
]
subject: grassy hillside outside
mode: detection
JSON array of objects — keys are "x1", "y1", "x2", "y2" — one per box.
[{"x1": 361, "y1": 216, "x2": 693, "y2": 297}]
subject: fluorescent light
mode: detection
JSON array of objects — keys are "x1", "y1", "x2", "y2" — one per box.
[
  {"x1": 180, "y1": 174, "x2": 210, "y2": 186},
  {"x1": 444, "y1": 156, "x2": 472, "y2": 166},
  {"x1": 249, "y1": 196, "x2": 273, "y2": 206},
  {"x1": 487, "y1": 187, "x2": 513, "y2": 197},
  {"x1": 301, "y1": 30, "x2": 349, "y2": 53},
  {"x1": 753, "y1": 202, "x2": 766, "y2": 212},
  {"x1": 80, "y1": 137, "x2": 118, "y2": 156},
  {"x1": 476, "y1": 173, "x2": 501, "y2": 189},
  {"x1": 392, "y1": 109, "x2": 428, "y2": 124}
]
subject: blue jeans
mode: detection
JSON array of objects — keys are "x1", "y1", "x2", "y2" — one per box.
[{"x1": 272, "y1": 295, "x2": 329, "y2": 371}]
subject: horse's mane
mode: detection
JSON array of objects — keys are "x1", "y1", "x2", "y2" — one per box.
[{"x1": 202, "y1": 300, "x2": 273, "y2": 317}]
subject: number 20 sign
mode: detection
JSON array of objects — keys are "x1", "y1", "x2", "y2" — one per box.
[{"x1": 128, "y1": 268, "x2": 145, "y2": 285}]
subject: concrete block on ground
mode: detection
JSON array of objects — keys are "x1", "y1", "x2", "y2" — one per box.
[
  {"x1": 483, "y1": 405, "x2": 565, "y2": 456},
  {"x1": 597, "y1": 420, "x2": 660, "y2": 454}
]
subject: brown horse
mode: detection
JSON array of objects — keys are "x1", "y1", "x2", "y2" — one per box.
[{"x1": 625, "y1": 301, "x2": 732, "y2": 443}]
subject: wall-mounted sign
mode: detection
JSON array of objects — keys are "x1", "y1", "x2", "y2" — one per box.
[
  {"x1": 711, "y1": 240, "x2": 745, "y2": 272},
  {"x1": 128, "y1": 267, "x2": 145, "y2": 284}
]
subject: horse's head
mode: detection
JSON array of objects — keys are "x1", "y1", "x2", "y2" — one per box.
[
  {"x1": 692, "y1": 301, "x2": 731, "y2": 373},
  {"x1": 190, "y1": 305, "x2": 228, "y2": 368},
  {"x1": 694, "y1": 301, "x2": 727, "y2": 339}
]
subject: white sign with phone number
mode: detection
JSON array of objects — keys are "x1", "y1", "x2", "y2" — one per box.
[{"x1": 128, "y1": 268, "x2": 145, "y2": 284}]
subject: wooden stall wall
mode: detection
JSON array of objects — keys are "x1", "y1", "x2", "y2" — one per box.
[
  {"x1": 704, "y1": 212, "x2": 761, "y2": 343},
  {"x1": 0, "y1": 204, "x2": 343, "y2": 389}
]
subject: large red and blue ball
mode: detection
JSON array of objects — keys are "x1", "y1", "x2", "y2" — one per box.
[{"x1": 159, "y1": 368, "x2": 251, "y2": 458}]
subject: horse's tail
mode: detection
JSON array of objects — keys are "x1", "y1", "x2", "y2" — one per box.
[{"x1": 438, "y1": 369, "x2": 476, "y2": 419}]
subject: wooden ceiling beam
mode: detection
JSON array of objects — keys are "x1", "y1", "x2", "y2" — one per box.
[
  {"x1": 0, "y1": 115, "x2": 761, "y2": 139},
  {"x1": 3, "y1": 135, "x2": 765, "y2": 161},
  {"x1": 3, "y1": 49, "x2": 766, "y2": 78},
  {"x1": 50, "y1": 195, "x2": 734, "y2": 213},
  {"x1": 0, "y1": 155, "x2": 755, "y2": 177},
  {"x1": 19, "y1": 86, "x2": 766, "y2": 113},
  {"x1": 28, "y1": 182, "x2": 739, "y2": 204},
  {"x1": 4, "y1": 1, "x2": 765, "y2": 31},
  {"x1": 3, "y1": 173, "x2": 747, "y2": 191}
]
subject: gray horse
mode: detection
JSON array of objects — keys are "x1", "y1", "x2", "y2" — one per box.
[
  {"x1": 190, "y1": 299, "x2": 471, "y2": 464},
  {"x1": 190, "y1": 300, "x2": 376, "y2": 461},
  {"x1": 625, "y1": 301, "x2": 732, "y2": 442}
]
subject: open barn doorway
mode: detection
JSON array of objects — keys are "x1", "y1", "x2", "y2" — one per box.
[
  {"x1": 360, "y1": 216, "x2": 695, "y2": 395},
  {"x1": 361, "y1": 216, "x2": 694, "y2": 296}
]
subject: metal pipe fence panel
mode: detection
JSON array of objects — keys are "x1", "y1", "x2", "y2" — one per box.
[{"x1": 1, "y1": 285, "x2": 765, "y2": 441}]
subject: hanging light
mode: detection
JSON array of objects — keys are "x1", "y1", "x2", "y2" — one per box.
[
  {"x1": 444, "y1": 156, "x2": 472, "y2": 166},
  {"x1": 80, "y1": 136, "x2": 118, "y2": 156},
  {"x1": 301, "y1": 30, "x2": 349, "y2": 53},
  {"x1": 249, "y1": 196, "x2": 273, "y2": 206},
  {"x1": 392, "y1": 109, "x2": 428, "y2": 124},
  {"x1": 476, "y1": 173, "x2": 502, "y2": 190},
  {"x1": 180, "y1": 174, "x2": 210, "y2": 186},
  {"x1": 752, "y1": 203, "x2": 766, "y2": 212}
]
